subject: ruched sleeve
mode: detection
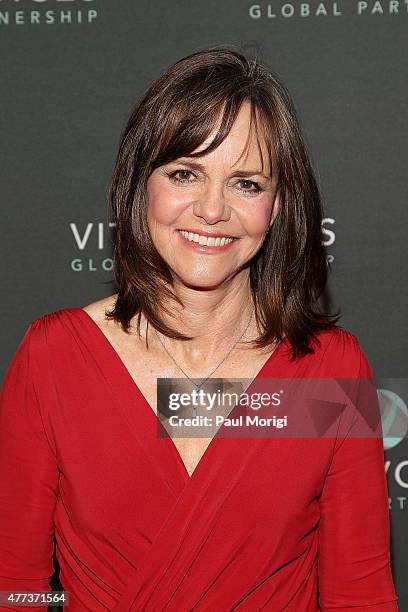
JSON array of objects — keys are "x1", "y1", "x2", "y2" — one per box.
[
  {"x1": 0, "y1": 321, "x2": 59, "y2": 611},
  {"x1": 317, "y1": 339, "x2": 399, "y2": 610}
]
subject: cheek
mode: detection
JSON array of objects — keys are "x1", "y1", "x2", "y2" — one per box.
[
  {"x1": 147, "y1": 180, "x2": 186, "y2": 226},
  {"x1": 239, "y1": 200, "x2": 273, "y2": 235}
]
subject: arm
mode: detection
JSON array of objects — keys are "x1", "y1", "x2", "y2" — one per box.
[
  {"x1": 0, "y1": 321, "x2": 59, "y2": 611},
  {"x1": 317, "y1": 340, "x2": 399, "y2": 610}
]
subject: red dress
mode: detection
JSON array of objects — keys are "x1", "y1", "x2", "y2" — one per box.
[{"x1": 0, "y1": 308, "x2": 399, "y2": 611}]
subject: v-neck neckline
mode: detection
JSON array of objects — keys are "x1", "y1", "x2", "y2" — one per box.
[{"x1": 70, "y1": 306, "x2": 287, "y2": 483}]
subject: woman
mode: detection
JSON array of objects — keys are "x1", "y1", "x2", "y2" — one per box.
[{"x1": 0, "y1": 47, "x2": 398, "y2": 611}]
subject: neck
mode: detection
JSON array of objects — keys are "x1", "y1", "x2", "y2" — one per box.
[{"x1": 139, "y1": 272, "x2": 260, "y2": 371}]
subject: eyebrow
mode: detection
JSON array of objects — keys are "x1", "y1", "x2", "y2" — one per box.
[{"x1": 172, "y1": 159, "x2": 271, "y2": 180}]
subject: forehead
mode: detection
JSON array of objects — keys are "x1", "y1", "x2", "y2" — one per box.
[{"x1": 190, "y1": 102, "x2": 271, "y2": 175}]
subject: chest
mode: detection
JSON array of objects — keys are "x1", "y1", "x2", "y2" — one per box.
[{"x1": 104, "y1": 332, "x2": 278, "y2": 478}]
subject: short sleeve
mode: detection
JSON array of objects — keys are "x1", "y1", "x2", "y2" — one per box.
[
  {"x1": 0, "y1": 321, "x2": 59, "y2": 611},
  {"x1": 317, "y1": 338, "x2": 399, "y2": 610}
]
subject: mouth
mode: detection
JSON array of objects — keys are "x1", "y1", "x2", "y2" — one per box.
[{"x1": 176, "y1": 229, "x2": 239, "y2": 251}]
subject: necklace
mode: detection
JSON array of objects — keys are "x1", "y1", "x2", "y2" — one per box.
[{"x1": 154, "y1": 306, "x2": 255, "y2": 418}]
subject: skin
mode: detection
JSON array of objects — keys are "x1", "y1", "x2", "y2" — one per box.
[
  {"x1": 144, "y1": 100, "x2": 281, "y2": 369},
  {"x1": 83, "y1": 101, "x2": 281, "y2": 475}
]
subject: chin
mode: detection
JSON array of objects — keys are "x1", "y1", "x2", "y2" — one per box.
[{"x1": 173, "y1": 272, "x2": 230, "y2": 290}]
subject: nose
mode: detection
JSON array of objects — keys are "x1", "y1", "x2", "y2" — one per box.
[{"x1": 192, "y1": 180, "x2": 231, "y2": 225}]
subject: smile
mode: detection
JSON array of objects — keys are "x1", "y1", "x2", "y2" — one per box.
[
  {"x1": 176, "y1": 229, "x2": 238, "y2": 253},
  {"x1": 179, "y1": 230, "x2": 234, "y2": 246}
]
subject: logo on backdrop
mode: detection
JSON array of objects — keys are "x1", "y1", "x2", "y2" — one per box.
[
  {"x1": 70, "y1": 221, "x2": 114, "y2": 273},
  {"x1": 0, "y1": 0, "x2": 97, "y2": 26},
  {"x1": 69, "y1": 219, "x2": 336, "y2": 272},
  {"x1": 322, "y1": 217, "x2": 335, "y2": 264},
  {"x1": 386, "y1": 458, "x2": 408, "y2": 511},
  {"x1": 376, "y1": 379, "x2": 408, "y2": 512},
  {"x1": 249, "y1": 2, "x2": 408, "y2": 20}
]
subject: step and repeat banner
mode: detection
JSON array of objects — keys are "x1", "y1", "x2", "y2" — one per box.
[{"x1": 1, "y1": 0, "x2": 407, "y2": 608}]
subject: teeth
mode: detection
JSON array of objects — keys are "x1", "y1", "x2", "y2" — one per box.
[{"x1": 179, "y1": 230, "x2": 234, "y2": 247}]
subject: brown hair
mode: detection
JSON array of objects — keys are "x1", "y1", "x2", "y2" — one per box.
[{"x1": 105, "y1": 45, "x2": 340, "y2": 360}]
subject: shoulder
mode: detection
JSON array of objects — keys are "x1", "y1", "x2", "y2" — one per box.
[
  {"x1": 308, "y1": 324, "x2": 359, "y2": 355},
  {"x1": 28, "y1": 293, "x2": 118, "y2": 339},
  {"x1": 19, "y1": 294, "x2": 119, "y2": 364},
  {"x1": 306, "y1": 325, "x2": 373, "y2": 378},
  {"x1": 17, "y1": 310, "x2": 74, "y2": 368},
  {"x1": 2, "y1": 310, "x2": 72, "y2": 393}
]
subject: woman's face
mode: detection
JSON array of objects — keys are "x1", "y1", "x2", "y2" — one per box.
[{"x1": 146, "y1": 101, "x2": 280, "y2": 289}]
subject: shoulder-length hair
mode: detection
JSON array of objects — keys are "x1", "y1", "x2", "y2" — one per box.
[{"x1": 105, "y1": 46, "x2": 340, "y2": 360}]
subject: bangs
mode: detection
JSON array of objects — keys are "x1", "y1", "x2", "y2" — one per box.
[{"x1": 149, "y1": 95, "x2": 273, "y2": 178}]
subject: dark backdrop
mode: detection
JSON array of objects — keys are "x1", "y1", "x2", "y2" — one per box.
[{"x1": 1, "y1": 0, "x2": 407, "y2": 608}]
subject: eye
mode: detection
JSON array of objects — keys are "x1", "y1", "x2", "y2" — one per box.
[
  {"x1": 236, "y1": 179, "x2": 264, "y2": 194},
  {"x1": 164, "y1": 169, "x2": 264, "y2": 195},
  {"x1": 165, "y1": 169, "x2": 196, "y2": 183}
]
